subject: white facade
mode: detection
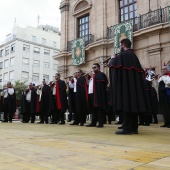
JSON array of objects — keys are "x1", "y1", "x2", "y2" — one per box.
[{"x1": 0, "y1": 25, "x2": 60, "y2": 88}]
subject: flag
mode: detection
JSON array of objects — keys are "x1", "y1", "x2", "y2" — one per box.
[
  {"x1": 114, "y1": 20, "x2": 133, "y2": 54},
  {"x1": 72, "y1": 38, "x2": 85, "y2": 66}
]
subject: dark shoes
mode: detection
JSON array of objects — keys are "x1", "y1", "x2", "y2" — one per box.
[
  {"x1": 2, "y1": 120, "x2": 8, "y2": 122},
  {"x1": 38, "y1": 121, "x2": 44, "y2": 124},
  {"x1": 96, "y1": 124, "x2": 103, "y2": 128},
  {"x1": 115, "y1": 122, "x2": 122, "y2": 125},
  {"x1": 86, "y1": 123, "x2": 96, "y2": 127},
  {"x1": 167, "y1": 125, "x2": 170, "y2": 128},
  {"x1": 160, "y1": 124, "x2": 168, "y2": 127},
  {"x1": 115, "y1": 130, "x2": 132, "y2": 135}
]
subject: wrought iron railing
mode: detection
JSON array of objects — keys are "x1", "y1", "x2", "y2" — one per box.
[
  {"x1": 107, "y1": 7, "x2": 168, "y2": 39},
  {"x1": 67, "y1": 34, "x2": 94, "y2": 52}
]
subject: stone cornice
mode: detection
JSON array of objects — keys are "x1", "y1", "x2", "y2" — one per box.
[{"x1": 59, "y1": 1, "x2": 70, "y2": 13}]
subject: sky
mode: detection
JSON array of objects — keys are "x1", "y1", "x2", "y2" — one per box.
[{"x1": 0, "y1": 0, "x2": 61, "y2": 41}]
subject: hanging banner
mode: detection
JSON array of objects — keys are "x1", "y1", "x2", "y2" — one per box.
[
  {"x1": 72, "y1": 38, "x2": 85, "y2": 66},
  {"x1": 114, "y1": 20, "x2": 133, "y2": 54}
]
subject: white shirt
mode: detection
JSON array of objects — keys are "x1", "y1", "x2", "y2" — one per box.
[
  {"x1": 1, "y1": 88, "x2": 14, "y2": 98},
  {"x1": 88, "y1": 78, "x2": 93, "y2": 94},
  {"x1": 26, "y1": 90, "x2": 31, "y2": 101},
  {"x1": 36, "y1": 89, "x2": 42, "y2": 101},
  {"x1": 158, "y1": 75, "x2": 170, "y2": 88},
  {"x1": 52, "y1": 83, "x2": 56, "y2": 95},
  {"x1": 69, "y1": 78, "x2": 77, "y2": 92}
]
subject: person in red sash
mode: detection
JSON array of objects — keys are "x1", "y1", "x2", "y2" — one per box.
[{"x1": 50, "y1": 73, "x2": 68, "y2": 124}]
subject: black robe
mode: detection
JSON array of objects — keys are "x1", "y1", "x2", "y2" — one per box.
[
  {"x1": 93, "y1": 71, "x2": 108, "y2": 109},
  {"x1": 40, "y1": 85, "x2": 54, "y2": 115},
  {"x1": 68, "y1": 87, "x2": 74, "y2": 113},
  {"x1": 76, "y1": 76, "x2": 88, "y2": 111},
  {"x1": 26, "y1": 88, "x2": 37, "y2": 113},
  {"x1": 151, "y1": 87, "x2": 158, "y2": 114},
  {"x1": 57, "y1": 80, "x2": 68, "y2": 112},
  {"x1": 109, "y1": 49, "x2": 151, "y2": 113}
]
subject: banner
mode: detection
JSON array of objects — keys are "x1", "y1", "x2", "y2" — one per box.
[
  {"x1": 114, "y1": 20, "x2": 133, "y2": 54},
  {"x1": 72, "y1": 38, "x2": 85, "y2": 66}
]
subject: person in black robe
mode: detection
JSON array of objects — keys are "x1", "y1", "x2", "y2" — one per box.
[
  {"x1": 109, "y1": 38, "x2": 151, "y2": 135},
  {"x1": 67, "y1": 77, "x2": 74, "y2": 122},
  {"x1": 151, "y1": 85, "x2": 158, "y2": 124},
  {"x1": 158, "y1": 65, "x2": 170, "y2": 127},
  {"x1": 51, "y1": 73, "x2": 68, "y2": 125},
  {"x1": 87, "y1": 63, "x2": 108, "y2": 128},
  {"x1": 37, "y1": 79, "x2": 53, "y2": 124},
  {"x1": 22, "y1": 83, "x2": 37, "y2": 123},
  {"x1": 76, "y1": 69, "x2": 88, "y2": 126},
  {"x1": 1, "y1": 81, "x2": 16, "y2": 123}
]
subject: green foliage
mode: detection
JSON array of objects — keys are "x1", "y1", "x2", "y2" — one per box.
[{"x1": 13, "y1": 80, "x2": 27, "y2": 107}]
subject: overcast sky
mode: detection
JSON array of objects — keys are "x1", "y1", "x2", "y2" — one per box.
[{"x1": 0, "y1": 0, "x2": 61, "y2": 41}]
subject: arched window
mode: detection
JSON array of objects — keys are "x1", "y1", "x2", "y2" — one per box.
[{"x1": 119, "y1": 0, "x2": 137, "y2": 23}]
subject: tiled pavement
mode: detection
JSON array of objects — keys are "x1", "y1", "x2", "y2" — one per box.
[{"x1": 0, "y1": 121, "x2": 170, "y2": 170}]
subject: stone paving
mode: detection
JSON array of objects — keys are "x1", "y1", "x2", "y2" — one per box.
[{"x1": 0, "y1": 121, "x2": 170, "y2": 170}]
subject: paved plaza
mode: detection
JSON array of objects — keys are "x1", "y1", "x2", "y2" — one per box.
[{"x1": 0, "y1": 121, "x2": 170, "y2": 170}]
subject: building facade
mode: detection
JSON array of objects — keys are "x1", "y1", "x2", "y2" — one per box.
[
  {"x1": 53, "y1": 0, "x2": 170, "y2": 80},
  {"x1": 0, "y1": 25, "x2": 60, "y2": 88}
]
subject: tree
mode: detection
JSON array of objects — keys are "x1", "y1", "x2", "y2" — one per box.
[{"x1": 13, "y1": 80, "x2": 27, "y2": 107}]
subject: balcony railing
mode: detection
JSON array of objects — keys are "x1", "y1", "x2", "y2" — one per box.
[
  {"x1": 67, "y1": 34, "x2": 94, "y2": 52},
  {"x1": 107, "y1": 7, "x2": 168, "y2": 39}
]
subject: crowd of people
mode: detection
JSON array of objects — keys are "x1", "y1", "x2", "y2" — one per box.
[{"x1": 0, "y1": 38, "x2": 170, "y2": 135}]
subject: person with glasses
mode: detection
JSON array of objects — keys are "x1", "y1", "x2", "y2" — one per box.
[
  {"x1": 75, "y1": 69, "x2": 88, "y2": 126},
  {"x1": 109, "y1": 38, "x2": 151, "y2": 135},
  {"x1": 87, "y1": 63, "x2": 108, "y2": 128}
]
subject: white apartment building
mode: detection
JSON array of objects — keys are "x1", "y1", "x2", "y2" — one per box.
[{"x1": 0, "y1": 25, "x2": 60, "y2": 88}]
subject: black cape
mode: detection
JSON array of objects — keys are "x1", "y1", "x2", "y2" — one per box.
[
  {"x1": 57, "y1": 80, "x2": 68, "y2": 112},
  {"x1": 109, "y1": 49, "x2": 151, "y2": 113},
  {"x1": 76, "y1": 76, "x2": 88, "y2": 111},
  {"x1": 68, "y1": 87, "x2": 74, "y2": 113},
  {"x1": 151, "y1": 87, "x2": 158, "y2": 114},
  {"x1": 93, "y1": 71, "x2": 108, "y2": 109},
  {"x1": 40, "y1": 85, "x2": 54, "y2": 115}
]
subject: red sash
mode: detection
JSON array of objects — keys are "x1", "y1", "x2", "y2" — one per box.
[{"x1": 55, "y1": 82, "x2": 62, "y2": 110}]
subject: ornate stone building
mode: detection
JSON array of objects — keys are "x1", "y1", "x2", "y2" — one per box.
[{"x1": 53, "y1": 0, "x2": 170, "y2": 79}]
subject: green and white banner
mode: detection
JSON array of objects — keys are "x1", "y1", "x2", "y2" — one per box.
[
  {"x1": 114, "y1": 20, "x2": 133, "y2": 54},
  {"x1": 72, "y1": 38, "x2": 85, "y2": 66}
]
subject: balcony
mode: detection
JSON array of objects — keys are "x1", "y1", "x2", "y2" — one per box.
[
  {"x1": 107, "y1": 7, "x2": 168, "y2": 39},
  {"x1": 67, "y1": 34, "x2": 94, "y2": 52}
]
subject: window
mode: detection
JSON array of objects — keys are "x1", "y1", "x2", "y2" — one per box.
[
  {"x1": 32, "y1": 36, "x2": 36, "y2": 43},
  {"x1": 10, "y1": 57, "x2": 14, "y2": 66},
  {"x1": 4, "y1": 72, "x2": 8, "y2": 82},
  {"x1": 21, "y1": 72, "x2": 29, "y2": 80},
  {"x1": 33, "y1": 60, "x2": 40, "y2": 67},
  {"x1": 53, "y1": 41, "x2": 56, "y2": 48},
  {"x1": 23, "y1": 44, "x2": 30, "y2": 52},
  {"x1": 78, "y1": 15, "x2": 90, "y2": 38},
  {"x1": 119, "y1": 0, "x2": 137, "y2": 23},
  {"x1": 11, "y1": 44, "x2": 15, "y2": 52},
  {"x1": 42, "y1": 38, "x2": 46, "y2": 45},
  {"x1": 43, "y1": 62, "x2": 50, "y2": 68},
  {"x1": 43, "y1": 74, "x2": 49, "y2": 82},
  {"x1": 4, "y1": 60, "x2": 9, "y2": 68},
  {"x1": 44, "y1": 49, "x2": 50, "y2": 55},
  {"x1": 22, "y1": 58, "x2": 29, "y2": 65},
  {"x1": 34, "y1": 47, "x2": 40, "y2": 54},
  {"x1": 0, "y1": 49, "x2": 4, "y2": 57},
  {"x1": 9, "y1": 71, "x2": 14, "y2": 80},
  {"x1": 5, "y1": 47, "x2": 9, "y2": 55},
  {"x1": 0, "y1": 62, "x2": 3, "y2": 69},
  {"x1": 33, "y1": 73, "x2": 39, "y2": 81}
]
